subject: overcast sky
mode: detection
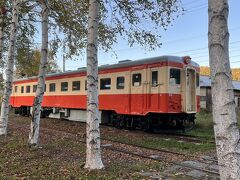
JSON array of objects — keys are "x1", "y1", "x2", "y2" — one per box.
[{"x1": 58, "y1": 0, "x2": 240, "y2": 71}]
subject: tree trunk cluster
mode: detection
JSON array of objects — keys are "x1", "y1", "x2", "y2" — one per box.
[{"x1": 0, "y1": 0, "x2": 19, "y2": 136}]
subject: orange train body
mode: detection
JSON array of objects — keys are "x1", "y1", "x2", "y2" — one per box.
[
  {"x1": 10, "y1": 94, "x2": 200, "y2": 115},
  {"x1": 10, "y1": 55, "x2": 200, "y2": 130}
]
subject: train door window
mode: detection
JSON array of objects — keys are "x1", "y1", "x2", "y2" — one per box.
[
  {"x1": 116, "y1": 77, "x2": 125, "y2": 89},
  {"x1": 100, "y1": 78, "x2": 111, "y2": 90},
  {"x1": 21, "y1": 86, "x2": 24, "y2": 93},
  {"x1": 26, "y1": 85, "x2": 31, "y2": 93},
  {"x1": 196, "y1": 73, "x2": 200, "y2": 87},
  {"x1": 169, "y1": 69, "x2": 180, "y2": 85},
  {"x1": 151, "y1": 71, "x2": 158, "y2": 87},
  {"x1": 85, "y1": 80, "x2": 87, "y2": 90},
  {"x1": 72, "y1": 81, "x2": 80, "y2": 91},
  {"x1": 15, "y1": 86, "x2": 18, "y2": 93},
  {"x1": 44, "y1": 84, "x2": 46, "y2": 92},
  {"x1": 132, "y1": 73, "x2": 141, "y2": 86},
  {"x1": 49, "y1": 83, "x2": 56, "y2": 92},
  {"x1": 61, "y1": 82, "x2": 68, "y2": 91},
  {"x1": 33, "y1": 85, "x2": 37, "y2": 92}
]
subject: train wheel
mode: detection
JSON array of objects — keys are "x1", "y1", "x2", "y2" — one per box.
[
  {"x1": 115, "y1": 118, "x2": 125, "y2": 129},
  {"x1": 141, "y1": 118, "x2": 153, "y2": 132},
  {"x1": 130, "y1": 118, "x2": 136, "y2": 130},
  {"x1": 183, "y1": 119, "x2": 195, "y2": 132},
  {"x1": 110, "y1": 114, "x2": 118, "y2": 127}
]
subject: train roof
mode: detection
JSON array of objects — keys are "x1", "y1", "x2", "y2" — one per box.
[{"x1": 14, "y1": 55, "x2": 199, "y2": 82}]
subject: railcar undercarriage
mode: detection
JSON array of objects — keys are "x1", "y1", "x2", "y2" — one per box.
[
  {"x1": 105, "y1": 112, "x2": 196, "y2": 132},
  {"x1": 14, "y1": 106, "x2": 196, "y2": 132}
]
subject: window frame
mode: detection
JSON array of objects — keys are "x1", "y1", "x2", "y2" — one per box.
[
  {"x1": 132, "y1": 73, "x2": 142, "y2": 87},
  {"x1": 26, "y1": 85, "x2": 31, "y2": 93},
  {"x1": 14, "y1": 86, "x2": 18, "y2": 93},
  {"x1": 49, "y1": 83, "x2": 56, "y2": 92},
  {"x1": 72, "y1": 81, "x2": 80, "y2": 91},
  {"x1": 169, "y1": 68, "x2": 181, "y2": 85},
  {"x1": 21, "y1": 86, "x2": 24, "y2": 93},
  {"x1": 151, "y1": 70, "x2": 158, "y2": 87},
  {"x1": 61, "y1": 82, "x2": 68, "y2": 92},
  {"x1": 33, "y1": 85, "x2": 37, "y2": 93},
  {"x1": 100, "y1": 78, "x2": 111, "y2": 90},
  {"x1": 116, "y1": 76, "x2": 125, "y2": 89}
]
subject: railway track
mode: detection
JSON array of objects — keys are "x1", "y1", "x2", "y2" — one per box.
[
  {"x1": 103, "y1": 146, "x2": 219, "y2": 176},
  {"x1": 100, "y1": 137, "x2": 218, "y2": 176},
  {"x1": 101, "y1": 137, "x2": 215, "y2": 160},
  {"x1": 8, "y1": 121, "x2": 219, "y2": 177},
  {"x1": 101, "y1": 124, "x2": 215, "y2": 144}
]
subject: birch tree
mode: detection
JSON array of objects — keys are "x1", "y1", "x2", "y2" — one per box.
[
  {"x1": 83, "y1": 0, "x2": 182, "y2": 170},
  {"x1": 208, "y1": 0, "x2": 240, "y2": 179},
  {"x1": 0, "y1": 0, "x2": 19, "y2": 136},
  {"x1": 29, "y1": 0, "x2": 48, "y2": 145},
  {"x1": 84, "y1": 0, "x2": 104, "y2": 170},
  {"x1": 0, "y1": 6, "x2": 6, "y2": 69},
  {"x1": 0, "y1": 6, "x2": 5, "y2": 91}
]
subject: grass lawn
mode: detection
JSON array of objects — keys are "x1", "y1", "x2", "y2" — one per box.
[
  {"x1": 188, "y1": 109, "x2": 240, "y2": 139},
  {"x1": 102, "y1": 110, "x2": 218, "y2": 154}
]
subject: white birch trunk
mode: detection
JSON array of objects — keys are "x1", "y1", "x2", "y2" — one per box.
[
  {"x1": 28, "y1": 0, "x2": 48, "y2": 145},
  {"x1": 0, "y1": 7, "x2": 6, "y2": 68},
  {"x1": 84, "y1": 0, "x2": 104, "y2": 170},
  {"x1": 0, "y1": 0, "x2": 19, "y2": 136},
  {"x1": 208, "y1": 0, "x2": 240, "y2": 179}
]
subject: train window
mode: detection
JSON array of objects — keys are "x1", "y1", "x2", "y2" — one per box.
[
  {"x1": 132, "y1": 73, "x2": 141, "y2": 86},
  {"x1": 72, "y1": 81, "x2": 80, "y2": 91},
  {"x1": 33, "y1": 85, "x2": 37, "y2": 92},
  {"x1": 49, "y1": 83, "x2": 56, "y2": 92},
  {"x1": 196, "y1": 73, "x2": 200, "y2": 87},
  {"x1": 85, "y1": 80, "x2": 87, "y2": 90},
  {"x1": 26, "y1": 85, "x2": 31, "y2": 93},
  {"x1": 169, "y1": 69, "x2": 180, "y2": 85},
  {"x1": 200, "y1": 96, "x2": 206, "y2": 101},
  {"x1": 100, "y1": 78, "x2": 111, "y2": 90},
  {"x1": 151, "y1": 71, "x2": 158, "y2": 87},
  {"x1": 44, "y1": 84, "x2": 46, "y2": 92},
  {"x1": 61, "y1": 82, "x2": 68, "y2": 91},
  {"x1": 14, "y1": 86, "x2": 18, "y2": 92},
  {"x1": 21, "y1": 86, "x2": 24, "y2": 93},
  {"x1": 116, "y1": 77, "x2": 125, "y2": 89}
]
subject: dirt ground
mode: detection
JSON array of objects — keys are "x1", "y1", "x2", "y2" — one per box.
[{"x1": 0, "y1": 112, "x2": 215, "y2": 179}]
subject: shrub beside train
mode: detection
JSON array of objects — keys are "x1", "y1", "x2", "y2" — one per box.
[{"x1": 10, "y1": 55, "x2": 200, "y2": 131}]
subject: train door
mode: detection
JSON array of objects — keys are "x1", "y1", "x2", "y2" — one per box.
[
  {"x1": 185, "y1": 68, "x2": 196, "y2": 112},
  {"x1": 130, "y1": 70, "x2": 144, "y2": 114},
  {"x1": 149, "y1": 68, "x2": 160, "y2": 110}
]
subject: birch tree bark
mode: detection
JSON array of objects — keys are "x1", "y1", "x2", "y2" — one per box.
[
  {"x1": 84, "y1": 0, "x2": 104, "y2": 170},
  {"x1": 0, "y1": 6, "x2": 6, "y2": 68},
  {"x1": 0, "y1": 0, "x2": 19, "y2": 136},
  {"x1": 29, "y1": 0, "x2": 48, "y2": 145},
  {"x1": 208, "y1": 0, "x2": 240, "y2": 179}
]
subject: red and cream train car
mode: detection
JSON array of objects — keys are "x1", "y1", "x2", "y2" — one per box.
[{"x1": 10, "y1": 55, "x2": 200, "y2": 131}]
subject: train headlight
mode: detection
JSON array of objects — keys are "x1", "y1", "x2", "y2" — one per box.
[{"x1": 183, "y1": 56, "x2": 191, "y2": 64}]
